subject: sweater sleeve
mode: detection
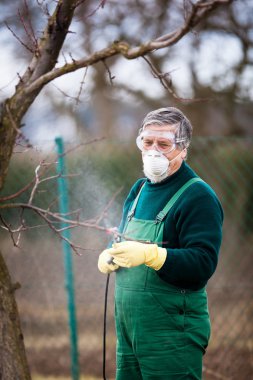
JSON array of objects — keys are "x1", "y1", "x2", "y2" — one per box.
[{"x1": 157, "y1": 184, "x2": 224, "y2": 290}]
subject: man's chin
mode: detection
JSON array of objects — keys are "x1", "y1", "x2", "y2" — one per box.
[{"x1": 143, "y1": 169, "x2": 169, "y2": 184}]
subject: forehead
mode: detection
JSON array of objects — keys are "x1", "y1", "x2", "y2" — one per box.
[{"x1": 144, "y1": 124, "x2": 177, "y2": 133}]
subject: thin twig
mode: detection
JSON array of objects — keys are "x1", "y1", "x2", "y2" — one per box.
[
  {"x1": 0, "y1": 214, "x2": 18, "y2": 247},
  {"x1": 28, "y1": 163, "x2": 41, "y2": 205},
  {"x1": 0, "y1": 223, "x2": 48, "y2": 231},
  {"x1": 142, "y1": 56, "x2": 211, "y2": 103},
  {"x1": 16, "y1": 208, "x2": 25, "y2": 246},
  {"x1": 0, "y1": 158, "x2": 54, "y2": 202},
  {"x1": 51, "y1": 83, "x2": 79, "y2": 101},
  {"x1": 46, "y1": 196, "x2": 61, "y2": 212},
  {"x1": 18, "y1": 0, "x2": 39, "y2": 53},
  {"x1": 53, "y1": 208, "x2": 83, "y2": 217},
  {"x1": 61, "y1": 137, "x2": 106, "y2": 156},
  {"x1": 39, "y1": 173, "x2": 80, "y2": 184},
  {"x1": 0, "y1": 178, "x2": 35, "y2": 202},
  {"x1": 75, "y1": 67, "x2": 88, "y2": 106},
  {"x1": 102, "y1": 59, "x2": 115, "y2": 86},
  {"x1": 4, "y1": 21, "x2": 34, "y2": 53},
  {"x1": 86, "y1": 0, "x2": 107, "y2": 18}
]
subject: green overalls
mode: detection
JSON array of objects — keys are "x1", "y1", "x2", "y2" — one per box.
[{"x1": 115, "y1": 179, "x2": 211, "y2": 380}]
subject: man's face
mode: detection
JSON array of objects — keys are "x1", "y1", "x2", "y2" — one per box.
[{"x1": 140, "y1": 124, "x2": 187, "y2": 174}]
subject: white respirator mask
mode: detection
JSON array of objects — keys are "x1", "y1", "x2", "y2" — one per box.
[{"x1": 142, "y1": 149, "x2": 183, "y2": 183}]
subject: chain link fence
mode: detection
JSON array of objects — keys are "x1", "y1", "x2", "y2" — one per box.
[{"x1": 1, "y1": 137, "x2": 252, "y2": 379}]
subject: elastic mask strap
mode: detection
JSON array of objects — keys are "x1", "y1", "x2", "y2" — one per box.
[
  {"x1": 155, "y1": 178, "x2": 203, "y2": 223},
  {"x1": 127, "y1": 181, "x2": 146, "y2": 221}
]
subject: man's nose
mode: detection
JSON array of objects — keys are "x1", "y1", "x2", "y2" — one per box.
[{"x1": 151, "y1": 142, "x2": 159, "y2": 151}]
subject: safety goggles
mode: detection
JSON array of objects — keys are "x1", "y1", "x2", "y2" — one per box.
[{"x1": 136, "y1": 130, "x2": 185, "y2": 154}]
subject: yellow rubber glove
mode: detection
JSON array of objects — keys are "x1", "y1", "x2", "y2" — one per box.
[
  {"x1": 107, "y1": 241, "x2": 167, "y2": 271},
  {"x1": 98, "y1": 249, "x2": 119, "y2": 274}
]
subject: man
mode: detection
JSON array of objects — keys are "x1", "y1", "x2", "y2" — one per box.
[{"x1": 98, "y1": 107, "x2": 223, "y2": 380}]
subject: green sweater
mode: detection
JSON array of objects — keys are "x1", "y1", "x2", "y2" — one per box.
[{"x1": 118, "y1": 161, "x2": 224, "y2": 290}]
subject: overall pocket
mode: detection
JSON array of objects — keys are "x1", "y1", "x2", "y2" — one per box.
[{"x1": 148, "y1": 291, "x2": 186, "y2": 332}]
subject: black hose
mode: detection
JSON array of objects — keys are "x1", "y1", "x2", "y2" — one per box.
[{"x1": 103, "y1": 273, "x2": 110, "y2": 380}]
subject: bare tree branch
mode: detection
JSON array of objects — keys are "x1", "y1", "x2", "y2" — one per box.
[
  {"x1": 0, "y1": 199, "x2": 170, "y2": 249},
  {"x1": 0, "y1": 137, "x2": 105, "y2": 203},
  {"x1": 0, "y1": 141, "x2": 124, "y2": 254},
  {"x1": 22, "y1": 0, "x2": 233, "y2": 95},
  {"x1": 0, "y1": 203, "x2": 109, "y2": 232},
  {"x1": 0, "y1": 200, "x2": 121, "y2": 255}
]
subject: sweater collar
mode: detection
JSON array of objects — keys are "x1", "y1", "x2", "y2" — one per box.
[{"x1": 145, "y1": 161, "x2": 187, "y2": 188}]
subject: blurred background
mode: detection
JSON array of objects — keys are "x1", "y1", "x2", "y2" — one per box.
[{"x1": 0, "y1": 0, "x2": 253, "y2": 379}]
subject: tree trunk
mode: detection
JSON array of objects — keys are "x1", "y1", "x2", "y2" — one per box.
[
  {"x1": 0, "y1": 3, "x2": 78, "y2": 376},
  {"x1": 0, "y1": 104, "x2": 19, "y2": 193},
  {"x1": 0, "y1": 251, "x2": 31, "y2": 379}
]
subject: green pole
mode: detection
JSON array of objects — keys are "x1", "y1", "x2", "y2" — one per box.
[{"x1": 55, "y1": 137, "x2": 80, "y2": 380}]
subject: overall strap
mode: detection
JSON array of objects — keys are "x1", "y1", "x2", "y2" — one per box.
[
  {"x1": 127, "y1": 180, "x2": 146, "y2": 221},
  {"x1": 155, "y1": 177, "x2": 203, "y2": 223}
]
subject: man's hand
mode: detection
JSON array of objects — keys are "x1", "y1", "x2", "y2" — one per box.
[
  {"x1": 107, "y1": 241, "x2": 167, "y2": 270},
  {"x1": 98, "y1": 249, "x2": 119, "y2": 274}
]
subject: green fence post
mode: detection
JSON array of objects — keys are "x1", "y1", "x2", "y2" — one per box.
[{"x1": 55, "y1": 137, "x2": 80, "y2": 380}]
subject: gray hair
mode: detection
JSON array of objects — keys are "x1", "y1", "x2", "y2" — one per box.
[{"x1": 140, "y1": 107, "x2": 192, "y2": 149}]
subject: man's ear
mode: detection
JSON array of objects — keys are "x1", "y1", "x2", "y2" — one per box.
[{"x1": 181, "y1": 148, "x2": 187, "y2": 160}]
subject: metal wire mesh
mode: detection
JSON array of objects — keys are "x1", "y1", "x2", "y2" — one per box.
[{"x1": 1, "y1": 137, "x2": 252, "y2": 379}]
